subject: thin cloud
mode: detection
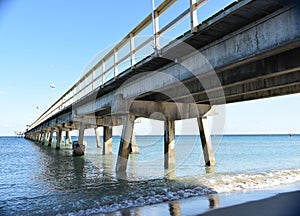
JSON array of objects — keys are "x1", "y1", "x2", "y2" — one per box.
[{"x1": 0, "y1": 90, "x2": 5, "y2": 95}]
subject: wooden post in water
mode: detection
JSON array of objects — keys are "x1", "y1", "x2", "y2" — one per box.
[
  {"x1": 103, "y1": 126, "x2": 112, "y2": 155},
  {"x1": 95, "y1": 127, "x2": 101, "y2": 148},
  {"x1": 197, "y1": 117, "x2": 215, "y2": 166},
  {"x1": 56, "y1": 128, "x2": 62, "y2": 150},
  {"x1": 116, "y1": 114, "x2": 135, "y2": 172},
  {"x1": 48, "y1": 130, "x2": 53, "y2": 147},
  {"x1": 164, "y1": 120, "x2": 175, "y2": 170},
  {"x1": 73, "y1": 123, "x2": 86, "y2": 156}
]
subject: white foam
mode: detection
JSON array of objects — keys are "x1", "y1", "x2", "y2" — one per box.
[{"x1": 182, "y1": 168, "x2": 300, "y2": 193}]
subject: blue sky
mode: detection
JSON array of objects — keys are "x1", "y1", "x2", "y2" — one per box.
[{"x1": 0, "y1": 0, "x2": 299, "y2": 136}]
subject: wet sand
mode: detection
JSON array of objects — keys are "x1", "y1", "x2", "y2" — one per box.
[
  {"x1": 101, "y1": 186, "x2": 300, "y2": 216},
  {"x1": 200, "y1": 191, "x2": 300, "y2": 216}
]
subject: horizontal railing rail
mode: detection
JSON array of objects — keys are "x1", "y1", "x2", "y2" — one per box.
[{"x1": 27, "y1": 0, "x2": 209, "y2": 131}]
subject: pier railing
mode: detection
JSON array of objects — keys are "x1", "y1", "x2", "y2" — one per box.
[{"x1": 28, "y1": 0, "x2": 210, "y2": 131}]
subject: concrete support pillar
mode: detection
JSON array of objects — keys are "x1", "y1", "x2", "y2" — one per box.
[
  {"x1": 69, "y1": 133, "x2": 73, "y2": 144},
  {"x1": 130, "y1": 132, "x2": 139, "y2": 154},
  {"x1": 95, "y1": 127, "x2": 101, "y2": 148},
  {"x1": 116, "y1": 114, "x2": 135, "y2": 172},
  {"x1": 65, "y1": 131, "x2": 70, "y2": 146},
  {"x1": 73, "y1": 124, "x2": 86, "y2": 156},
  {"x1": 103, "y1": 126, "x2": 112, "y2": 155},
  {"x1": 56, "y1": 128, "x2": 62, "y2": 150},
  {"x1": 38, "y1": 133, "x2": 42, "y2": 143},
  {"x1": 164, "y1": 120, "x2": 175, "y2": 170},
  {"x1": 42, "y1": 132, "x2": 46, "y2": 145},
  {"x1": 197, "y1": 117, "x2": 215, "y2": 166},
  {"x1": 62, "y1": 133, "x2": 65, "y2": 144},
  {"x1": 48, "y1": 130, "x2": 53, "y2": 147}
]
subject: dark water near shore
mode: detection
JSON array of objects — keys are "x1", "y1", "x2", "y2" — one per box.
[{"x1": 0, "y1": 135, "x2": 300, "y2": 215}]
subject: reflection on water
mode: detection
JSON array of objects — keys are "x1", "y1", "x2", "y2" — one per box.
[
  {"x1": 169, "y1": 202, "x2": 182, "y2": 216},
  {"x1": 208, "y1": 194, "x2": 220, "y2": 209}
]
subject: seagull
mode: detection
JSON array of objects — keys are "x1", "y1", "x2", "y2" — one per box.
[
  {"x1": 50, "y1": 84, "x2": 55, "y2": 88},
  {"x1": 36, "y1": 106, "x2": 39, "y2": 109}
]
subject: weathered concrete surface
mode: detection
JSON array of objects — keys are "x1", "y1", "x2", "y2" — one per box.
[
  {"x1": 103, "y1": 126, "x2": 113, "y2": 155},
  {"x1": 164, "y1": 120, "x2": 175, "y2": 170},
  {"x1": 116, "y1": 114, "x2": 135, "y2": 172},
  {"x1": 197, "y1": 117, "x2": 215, "y2": 166},
  {"x1": 56, "y1": 128, "x2": 62, "y2": 150},
  {"x1": 73, "y1": 124, "x2": 86, "y2": 156},
  {"x1": 95, "y1": 128, "x2": 101, "y2": 148},
  {"x1": 130, "y1": 133, "x2": 139, "y2": 154},
  {"x1": 48, "y1": 130, "x2": 53, "y2": 147}
]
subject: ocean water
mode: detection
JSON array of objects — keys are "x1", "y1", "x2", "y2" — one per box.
[{"x1": 0, "y1": 135, "x2": 300, "y2": 215}]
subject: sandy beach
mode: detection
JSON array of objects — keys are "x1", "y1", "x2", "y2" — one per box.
[
  {"x1": 200, "y1": 191, "x2": 300, "y2": 216},
  {"x1": 101, "y1": 183, "x2": 300, "y2": 216}
]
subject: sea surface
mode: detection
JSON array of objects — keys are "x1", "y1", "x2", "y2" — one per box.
[{"x1": 0, "y1": 135, "x2": 300, "y2": 215}]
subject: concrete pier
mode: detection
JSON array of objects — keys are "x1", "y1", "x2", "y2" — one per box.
[
  {"x1": 116, "y1": 114, "x2": 135, "y2": 172},
  {"x1": 103, "y1": 126, "x2": 112, "y2": 155},
  {"x1": 25, "y1": 1, "x2": 300, "y2": 173},
  {"x1": 197, "y1": 117, "x2": 215, "y2": 166},
  {"x1": 95, "y1": 127, "x2": 101, "y2": 148},
  {"x1": 164, "y1": 120, "x2": 175, "y2": 170},
  {"x1": 56, "y1": 128, "x2": 62, "y2": 150},
  {"x1": 73, "y1": 124, "x2": 86, "y2": 156}
]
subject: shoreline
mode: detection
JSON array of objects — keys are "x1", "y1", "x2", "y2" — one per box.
[{"x1": 98, "y1": 182, "x2": 300, "y2": 216}]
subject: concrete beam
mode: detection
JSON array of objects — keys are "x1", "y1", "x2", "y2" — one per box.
[
  {"x1": 164, "y1": 120, "x2": 175, "y2": 170},
  {"x1": 116, "y1": 114, "x2": 135, "y2": 172},
  {"x1": 73, "y1": 116, "x2": 123, "y2": 127},
  {"x1": 197, "y1": 117, "x2": 215, "y2": 166},
  {"x1": 112, "y1": 96, "x2": 211, "y2": 120}
]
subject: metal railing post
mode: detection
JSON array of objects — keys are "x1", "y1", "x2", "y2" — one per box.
[
  {"x1": 190, "y1": 0, "x2": 199, "y2": 33},
  {"x1": 114, "y1": 48, "x2": 118, "y2": 77},
  {"x1": 130, "y1": 33, "x2": 135, "y2": 68},
  {"x1": 151, "y1": 0, "x2": 160, "y2": 55}
]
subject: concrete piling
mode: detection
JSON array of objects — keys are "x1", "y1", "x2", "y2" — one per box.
[
  {"x1": 65, "y1": 131, "x2": 70, "y2": 146},
  {"x1": 197, "y1": 117, "x2": 215, "y2": 166},
  {"x1": 130, "y1": 132, "x2": 139, "y2": 154},
  {"x1": 103, "y1": 126, "x2": 112, "y2": 155},
  {"x1": 116, "y1": 114, "x2": 135, "y2": 172},
  {"x1": 48, "y1": 130, "x2": 53, "y2": 147},
  {"x1": 164, "y1": 120, "x2": 175, "y2": 170},
  {"x1": 73, "y1": 124, "x2": 86, "y2": 156},
  {"x1": 56, "y1": 128, "x2": 62, "y2": 150},
  {"x1": 95, "y1": 127, "x2": 101, "y2": 148}
]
